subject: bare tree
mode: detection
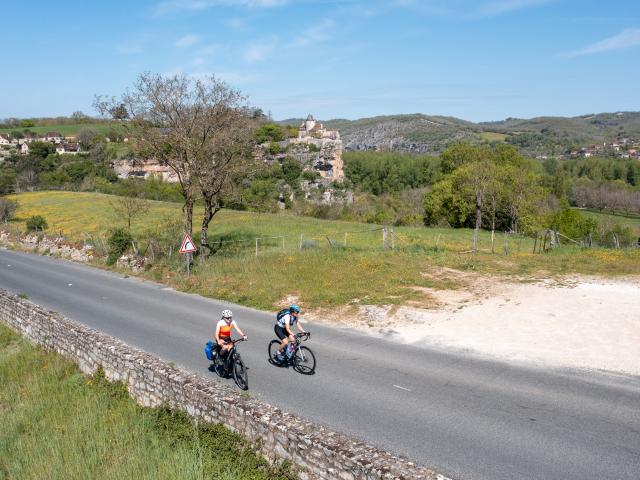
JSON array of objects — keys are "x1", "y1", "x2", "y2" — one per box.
[
  {"x1": 95, "y1": 73, "x2": 256, "y2": 241},
  {"x1": 109, "y1": 194, "x2": 149, "y2": 230}
]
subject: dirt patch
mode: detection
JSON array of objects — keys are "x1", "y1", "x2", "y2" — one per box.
[{"x1": 311, "y1": 273, "x2": 640, "y2": 375}]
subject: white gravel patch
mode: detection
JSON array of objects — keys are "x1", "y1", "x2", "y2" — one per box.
[{"x1": 392, "y1": 278, "x2": 640, "y2": 375}]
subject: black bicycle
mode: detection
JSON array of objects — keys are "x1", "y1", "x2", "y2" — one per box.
[
  {"x1": 268, "y1": 332, "x2": 316, "y2": 375},
  {"x1": 213, "y1": 338, "x2": 249, "y2": 390}
]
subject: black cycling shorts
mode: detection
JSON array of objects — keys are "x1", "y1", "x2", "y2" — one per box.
[{"x1": 274, "y1": 324, "x2": 288, "y2": 340}]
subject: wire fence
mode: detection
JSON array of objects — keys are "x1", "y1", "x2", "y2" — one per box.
[{"x1": 3, "y1": 219, "x2": 638, "y2": 264}]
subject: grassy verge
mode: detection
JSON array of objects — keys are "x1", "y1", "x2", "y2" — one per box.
[
  {"x1": 5, "y1": 191, "x2": 640, "y2": 311},
  {"x1": 0, "y1": 324, "x2": 294, "y2": 480}
]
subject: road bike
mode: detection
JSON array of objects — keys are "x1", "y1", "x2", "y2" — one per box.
[
  {"x1": 212, "y1": 338, "x2": 249, "y2": 390},
  {"x1": 268, "y1": 332, "x2": 316, "y2": 375}
]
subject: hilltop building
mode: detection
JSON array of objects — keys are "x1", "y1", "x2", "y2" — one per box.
[{"x1": 297, "y1": 114, "x2": 340, "y2": 141}]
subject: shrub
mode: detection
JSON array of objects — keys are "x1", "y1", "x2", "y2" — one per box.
[
  {"x1": 25, "y1": 215, "x2": 48, "y2": 232},
  {"x1": 106, "y1": 228, "x2": 133, "y2": 265},
  {"x1": 0, "y1": 198, "x2": 17, "y2": 222},
  {"x1": 254, "y1": 123, "x2": 284, "y2": 143},
  {"x1": 267, "y1": 142, "x2": 282, "y2": 155}
]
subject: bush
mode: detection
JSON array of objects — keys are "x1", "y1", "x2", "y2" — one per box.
[
  {"x1": 106, "y1": 228, "x2": 133, "y2": 265},
  {"x1": 267, "y1": 142, "x2": 282, "y2": 155},
  {"x1": 25, "y1": 215, "x2": 48, "y2": 232},
  {"x1": 547, "y1": 206, "x2": 597, "y2": 241},
  {"x1": 0, "y1": 198, "x2": 17, "y2": 222}
]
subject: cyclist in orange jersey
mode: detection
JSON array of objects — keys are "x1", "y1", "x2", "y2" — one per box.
[{"x1": 215, "y1": 309, "x2": 247, "y2": 359}]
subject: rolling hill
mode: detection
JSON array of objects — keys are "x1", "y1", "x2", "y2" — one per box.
[{"x1": 280, "y1": 111, "x2": 640, "y2": 156}]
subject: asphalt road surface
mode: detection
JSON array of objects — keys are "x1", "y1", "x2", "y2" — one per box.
[{"x1": 1, "y1": 248, "x2": 639, "y2": 480}]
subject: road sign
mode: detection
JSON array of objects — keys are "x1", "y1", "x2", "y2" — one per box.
[{"x1": 179, "y1": 233, "x2": 197, "y2": 254}]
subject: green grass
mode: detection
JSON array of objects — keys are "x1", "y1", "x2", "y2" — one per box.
[
  {"x1": 578, "y1": 209, "x2": 640, "y2": 234},
  {"x1": 0, "y1": 123, "x2": 118, "y2": 137},
  {"x1": 477, "y1": 131, "x2": 508, "y2": 142},
  {"x1": 0, "y1": 324, "x2": 294, "y2": 480},
  {"x1": 5, "y1": 191, "x2": 640, "y2": 310}
]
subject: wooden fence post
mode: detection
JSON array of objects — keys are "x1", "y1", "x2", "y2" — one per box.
[{"x1": 382, "y1": 227, "x2": 387, "y2": 250}]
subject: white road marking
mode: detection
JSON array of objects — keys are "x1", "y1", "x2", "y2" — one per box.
[
  {"x1": 393, "y1": 385, "x2": 412, "y2": 392},
  {"x1": 68, "y1": 283, "x2": 73, "y2": 286}
]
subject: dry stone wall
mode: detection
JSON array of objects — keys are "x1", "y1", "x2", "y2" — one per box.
[{"x1": 0, "y1": 289, "x2": 450, "y2": 480}]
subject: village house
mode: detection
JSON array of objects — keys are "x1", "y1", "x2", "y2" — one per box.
[
  {"x1": 39, "y1": 131, "x2": 64, "y2": 143},
  {"x1": 0, "y1": 134, "x2": 11, "y2": 146},
  {"x1": 21, "y1": 143, "x2": 29, "y2": 154},
  {"x1": 56, "y1": 143, "x2": 79, "y2": 155}
]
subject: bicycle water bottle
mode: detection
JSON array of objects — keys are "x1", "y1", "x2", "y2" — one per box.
[{"x1": 286, "y1": 343, "x2": 294, "y2": 358}]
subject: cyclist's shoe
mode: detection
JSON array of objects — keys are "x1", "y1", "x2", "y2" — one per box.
[{"x1": 274, "y1": 352, "x2": 284, "y2": 363}]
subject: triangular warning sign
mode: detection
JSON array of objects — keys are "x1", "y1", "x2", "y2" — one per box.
[{"x1": 179, "y1": 233, "x2": 197, "y2": 253}]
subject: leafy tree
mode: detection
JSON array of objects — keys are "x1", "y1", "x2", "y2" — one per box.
[
  {"x1": 109, "y1": 103, "x2": 129, "y2": 120},
  {"x1": 28, "y1": 141, "x2": 56, "y2": 159},
  {"x1": 267, "y1": 142, "x2": 282, "y2": 154},
  {"x1": 254, "y1": 123, "x2": 284, "y2": 143},
  {"x1": 106, "y1": 228, "x2": 133, "y2": 265},
  {"x1": 76, "y1": 128, "x2": 101, "y2": 149},
  {"x1": 547, "y1": 202, "x2": 597, "y2": 240},
  {"x1": 0, "y1": 198, "x2": 17, "y2": 222},
  {"x1": 71, "y1": 111, "x2": 88, "y2": 120},
  {"x1": 20, "y1": 119, "x2": 35, "y2": 128},
  {"x1": 0, "y1": 168, "x2": 17, "y2": 194},
  {"x1": 243, "y1": 179, "x2": 279, "y2": 212},
  {"x1": 282, "y1": 157, "x2": 302, "y2": 186},
  {"x1": 25, "y1": 215, "x2": 48, "y2": 232}
]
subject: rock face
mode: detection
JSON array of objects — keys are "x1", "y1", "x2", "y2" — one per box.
[
  {"x1": 113, "y1": 158, "x2": 178, "y2": 182},
  {"x1": 262, "y1": 114, "x2": 345, "y2": 182},
  {"x1": 0, "y1": 231, "x2": 94, "y2": 262}
]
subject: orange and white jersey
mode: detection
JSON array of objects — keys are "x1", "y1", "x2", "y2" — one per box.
[{"x1": 216, "y1": 319, "x2": 237, "y2": 339}]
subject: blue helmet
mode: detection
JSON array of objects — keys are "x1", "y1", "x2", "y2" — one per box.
[{"x1": 289, "y1": 304, "x2": 301, "y2": 314}]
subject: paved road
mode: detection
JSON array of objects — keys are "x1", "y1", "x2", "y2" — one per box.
[{"x1": 1, "y1": 249, "x2": 639, "y2": 480}]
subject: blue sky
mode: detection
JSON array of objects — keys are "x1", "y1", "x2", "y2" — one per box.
[{"x1": 1, "y1": 0, "x2": 639, "y2": 121}]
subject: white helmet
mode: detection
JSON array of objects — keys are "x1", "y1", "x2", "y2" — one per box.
[{"x1": 221, "y1": 309, "x2": 233, "y2": 319}]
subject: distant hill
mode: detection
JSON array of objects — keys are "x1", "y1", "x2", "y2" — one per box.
[{"x1": 278, "y1": 112, "x2": 640, "y2": 156}]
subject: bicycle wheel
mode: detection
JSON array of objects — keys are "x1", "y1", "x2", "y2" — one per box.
[
  {"x1": 268, "y1": 340, "x2": 283, "y2": 366},
  {"x1": 213, "y1": 348, "x2": 225, "y2": 377},
  {"x1": 232, "y1": 353, "x2": 249, "y2": 390},
  {"x1": 293, "y1": 346, "x2": 316, "y2": 375}
]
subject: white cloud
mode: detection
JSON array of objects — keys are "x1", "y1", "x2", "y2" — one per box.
[
  {"x1": 175, "y1": 34, "x2": 200, "y2": 47},
  {"x1": 291, "y1": 18, "x2": 335, "y2": 48},
  {"x1": 565, "y1": 28, "x2": 640, "y2": 57},
  {"x1": 243, "y1": 39, "x2": 276, "y2": 62},
  {"x1": 155, "y1": 0, "x2": 288, "y2": 15}
]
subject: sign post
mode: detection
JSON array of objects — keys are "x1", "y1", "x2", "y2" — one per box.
[{"x1": 179, "y1": 233, "x2": 197, "y2": 275}]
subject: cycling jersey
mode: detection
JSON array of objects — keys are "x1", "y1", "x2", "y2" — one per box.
[
  {"x1": 276, "y1": 312, "x2": 298, "y2": 329},
  {"x1": 216, "y1": 319, "x2": 236, "y2": 340}
]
